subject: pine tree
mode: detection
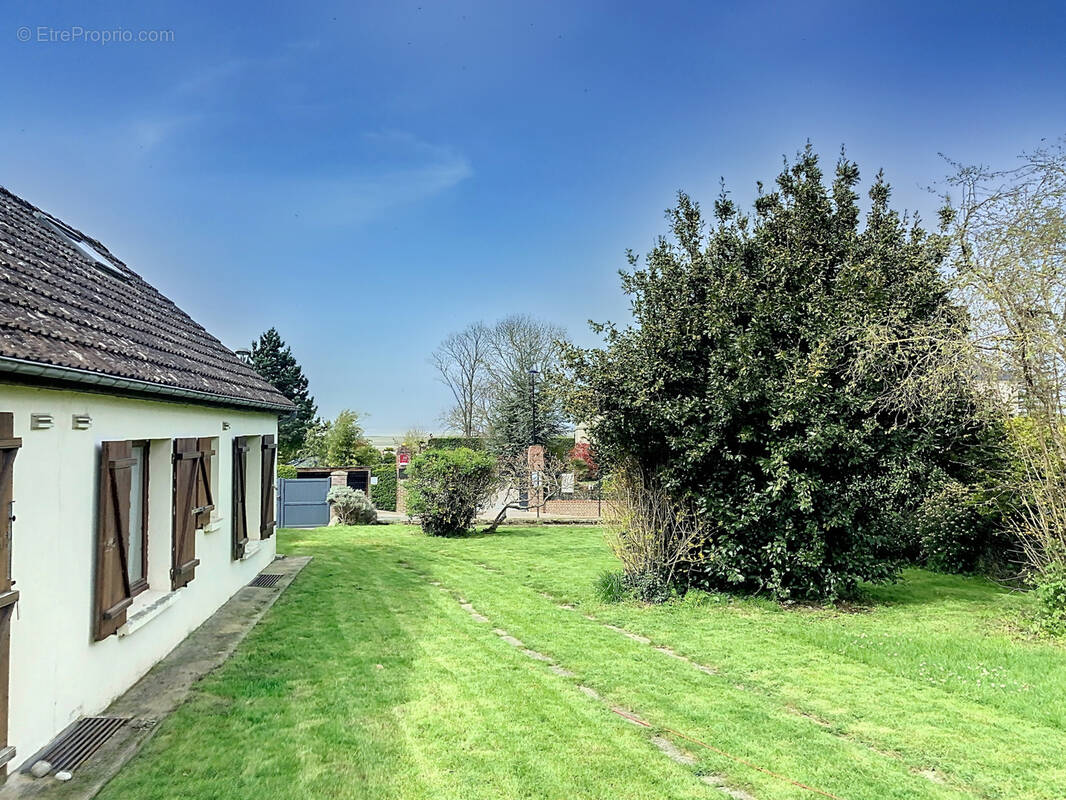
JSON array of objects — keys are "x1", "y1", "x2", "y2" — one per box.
[
  {"x1": 250, "y1": 328, "x2": 318, "y2": 461},
  {"x1": 487, "y1": 371, "x2": 565, "y2": 454}
]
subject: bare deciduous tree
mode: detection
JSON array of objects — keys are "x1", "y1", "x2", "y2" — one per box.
[
  {"x1": 866, "y1": 138, "x2": 1066, "y2": 602},
  {"x1": 940, "y1": 139, "x2": 1066, "y2": 591},
  {"x1": 485, "y1": 314, "x2": 569, "y2": 450},
  {"x1": 432, "y1": 314, "x2": 570, "y2": 447},
  {"x1": 486, "y1": 314, "x2": 566, "y2": 381},
  {"x1": 431, "y1": 322, "x2": 491, "y2": 437}
]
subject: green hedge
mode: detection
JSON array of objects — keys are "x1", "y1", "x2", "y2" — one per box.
[
  {"x1": 277, "y1": 463, "x2": 298, "y2": 479},
  {"x1": 370, "y1": 464, "x2": 397, "y2": 511},
  {"x1": 426, "y1": 436, "x2": 486, "y2": 451},
  {"x1": 427, "y1": 435, "x2": 574, "y2": 457}
]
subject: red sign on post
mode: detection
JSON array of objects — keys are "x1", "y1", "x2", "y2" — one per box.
[{"x1": 398, "y1": 452, "x2": 410, "y2": 467}]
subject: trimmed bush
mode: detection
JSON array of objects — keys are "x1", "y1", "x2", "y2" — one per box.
[
  {"x1": 406, "y1": 447, "x2": 496, "y2": 536},
  {"x1": 370, "y1": 465, "x2": 397, "y2": 512},
  {"x1": 327, "y1": 487, "x2": 377, "y2": 526},
  {"x1": 277, "y1": 463, "x2": 298, "y2": 479}
]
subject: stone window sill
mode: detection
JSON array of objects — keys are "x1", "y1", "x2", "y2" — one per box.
[
  {"x1": 201, "y1": 516, "x2": 225, "y2": 534},
  {"x1": 241, "y1": 539, "x2": 262, "y2": 561},
  {"x1": 117, "y1": 588, "x2": 181, "y2": 637}
]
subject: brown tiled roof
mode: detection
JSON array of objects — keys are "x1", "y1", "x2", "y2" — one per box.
[{"x1": 0, "y1": 187, "x2": 294, "y2": 412}]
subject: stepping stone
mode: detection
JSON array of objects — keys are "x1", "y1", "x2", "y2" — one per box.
[
  {"x1": 700, "y1": 775, "x2": 756, "y2": 800},
  {"x1": 459, "y1": 603, "x2": 489, "y2": 622},
  {"x1": 605, "y1": 624, "x2": 652, "y2": 644},
  {"x1": 654, "y1": 646, "x2": 685, "y2": 660},
  {"x1": 549, "y1": 665, "x2": 575, "y2": 677},
  {"x1": 493, "y1": 630, "x2": 525, "y2": 648},
  {"x1": 652, "y1": 735, "x2": 697, "y2": 765},
  {"x1": 521, "y1": 648, "x2": 553, "y2": 662},
  {"x1": 918, "y1": 768, "x2": 945, "y2": 784}
]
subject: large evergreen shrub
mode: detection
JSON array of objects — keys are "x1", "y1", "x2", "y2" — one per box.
[{"x1": 563, "y1": 147, "x2": 997, "y2": 601}]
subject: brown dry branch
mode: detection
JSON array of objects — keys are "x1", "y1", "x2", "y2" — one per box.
[
  {"x1": 602, "y1": 463, "x2": 707, "y2": 589},
  {"x1": 482, "y1": 447, "x2": 568, "y2": 533}
]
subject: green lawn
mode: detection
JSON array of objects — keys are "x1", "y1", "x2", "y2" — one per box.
[{"x1": 97, "y1": 525, "x2": 1066, "y2": 800}]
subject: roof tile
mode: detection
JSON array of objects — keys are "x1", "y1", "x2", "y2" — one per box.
[{"x1": 0, "y1": 187, "x2": 293, "y2": 411}]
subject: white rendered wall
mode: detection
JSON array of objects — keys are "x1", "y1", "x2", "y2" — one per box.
[{"x1": 0, "y1": 383, "x2": 279, "y2": 764}]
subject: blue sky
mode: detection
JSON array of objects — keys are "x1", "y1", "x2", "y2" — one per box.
[{"x1": 2, "y1": 1, "x2": 1064, "y2": 433}]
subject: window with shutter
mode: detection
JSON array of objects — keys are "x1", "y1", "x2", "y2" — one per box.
[
  {"x1": 171, "y1": 439, "x2": 202, "y2": 590},
  {"x1": 232, "y1": 436, "x2": 249, "y2": 560},
  {"x1": 0, "y1": 413, "x2": 21, "y2": 599},
  {"x1": 127, "y1": 442, "x2": 149, "y2": 596},
  {"x1": 260, "y1": 435, "x2": 277, "y2": 539},
  {"x1": 0, "y1": 412, "x2": 21, "y2": 769},
  {"x1": 195, "y1": 437, "x2": 216, "y2": 529},
  {"x1": 94, "y1": 441, "x2": 136, "y2": 641}
]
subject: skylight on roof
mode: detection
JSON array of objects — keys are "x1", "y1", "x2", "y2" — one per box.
[
  {"x1": 35, "y1": 212, "x2": 128, "y2": 281},
  {"x1": 71, "y1": 238, "x2": 125, "y2": 278}
]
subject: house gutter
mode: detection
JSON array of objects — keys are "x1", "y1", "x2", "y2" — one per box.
[{"x1": 0, "y1": 355, "x2": 294, "y2": 414}]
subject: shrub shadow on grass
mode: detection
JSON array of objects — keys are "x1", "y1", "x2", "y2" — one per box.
[{"x1": 465, "y1": 526, "x2": 556, "y2": 540}]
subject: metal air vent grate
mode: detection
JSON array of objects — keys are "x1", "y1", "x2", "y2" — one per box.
[
  {"x1": 32, "y1": 716, "x2": 129, "y2": 773},
  {"x1": 249, "y1": 573, "x2": 283, "y2": 588}
]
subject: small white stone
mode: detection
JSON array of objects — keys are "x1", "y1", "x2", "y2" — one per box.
[
  {"x1": 55, "y1": 771, "x2": 73, "y2": 782},
  {"x1": 30, "y1": 760, "x2": 52, "y2": 778}
]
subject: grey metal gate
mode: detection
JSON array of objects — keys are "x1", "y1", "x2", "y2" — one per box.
[{"x1": 277, "y1": 478, "x2": 329, "y2": 528}]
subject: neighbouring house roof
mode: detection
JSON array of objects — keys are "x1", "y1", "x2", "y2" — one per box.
[
  {"x1": 0, "y1": 187, "x2": 294, "y2": 412},
  {"x1": 365, "y1": 435, "x2": 403, "y2": 451}
]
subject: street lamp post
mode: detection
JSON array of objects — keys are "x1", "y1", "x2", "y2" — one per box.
[{"x1": 528, "y1": 367, "x2": 539, "y2": 445}]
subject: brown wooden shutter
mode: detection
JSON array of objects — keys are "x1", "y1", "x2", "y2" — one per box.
[
  {"x1": 0, "y1": 413, "x2": 21, "y2": 767},
  {"x1": 260, "y1": 435, "x2": 277, "y2": 539},
  {"x1": 232, "y1": 436, "x2": 249, "y2": 560},
  {"x1": 171, "y1": 438, "x2": 202, "y2": 590},
  {"x1": 94, "y1": 441, "x2": 135, "y2": 640},
  {"x1": 0, "y1": 414, "x2": 21, "y2": 598},
  {"x1": 195, "y1": 437, "x2": 215, "y2": 529}
]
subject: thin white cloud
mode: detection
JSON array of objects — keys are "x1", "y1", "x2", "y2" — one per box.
[
  {"x1": 128, "y1": 113, "x2": 202, "y2": 153},
  {"x1": 173, "y1": 58, "x2": 250, "y2": 97},
  {"x1": 290, "y1": 136, "x2": 472, "y2": 226}
]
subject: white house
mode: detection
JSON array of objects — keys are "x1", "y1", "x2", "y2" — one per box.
[{"x1": 0, "y1": 187, "x2": 294, "y2": 775}]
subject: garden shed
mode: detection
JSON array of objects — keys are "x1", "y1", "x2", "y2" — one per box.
[{"x1": 295, "y1": 467, "x2": 372, "y2": 496}]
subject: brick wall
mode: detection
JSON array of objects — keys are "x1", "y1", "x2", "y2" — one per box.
[{"x1": 542, "y1": 498, "x2": 602, "y2": 518}]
